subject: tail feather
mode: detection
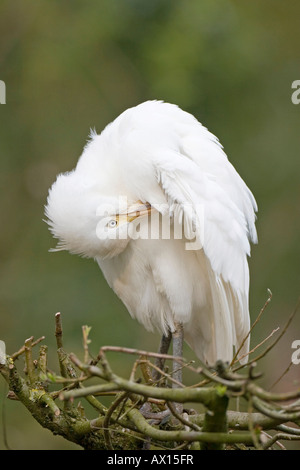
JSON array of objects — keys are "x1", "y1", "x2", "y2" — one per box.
[{"x1": 184, "y1": 255, "x2": 250, "y2": 366}]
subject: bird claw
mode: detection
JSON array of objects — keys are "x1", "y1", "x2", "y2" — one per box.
[{"x1": 139, "y1": 402, "x2": 171, "y2": 424}]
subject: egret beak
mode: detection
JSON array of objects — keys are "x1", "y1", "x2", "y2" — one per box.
[{"x1": 125, "y1": 201, "x2": 153, "y2": 222}]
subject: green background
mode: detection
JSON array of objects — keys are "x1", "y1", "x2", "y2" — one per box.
[{"x1": 0, "y1": 0, "x2": 299, "y2": 449}]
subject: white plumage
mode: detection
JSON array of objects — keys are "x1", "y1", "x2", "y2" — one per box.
[{"x1": 45, "y1": 100, "x2": 257, "y2": 366}]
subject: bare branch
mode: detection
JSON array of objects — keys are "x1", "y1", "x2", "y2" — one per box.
[
  {"x1": 2, "y1": 309, "x2": 300, "y2": 450},
  {"x1": 11, "y1": 336, "x2": 45, "y2": 361},
  {"x1": 231, "y1": 289, "x2": 273, "y2": 366}
]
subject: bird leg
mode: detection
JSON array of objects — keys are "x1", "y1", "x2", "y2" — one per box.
[
  {"x1": 140, "y1": 333, "x2": 172, "y2": 422},
  {"x1": 145, "y1": 324, "x2": 183, "y2": 421},
  {"x1": 172, "y1": 322, "x2": 183, "y2": 387},
  {"x1": 152, "y1": 323, "x2": 184, "y2": 387},
  {"x1": 152, "y1": 331, "x2": 172, "y2": 382},
  {"x1": 172, "y1": 322, "x2": 184, "y2": 415}
]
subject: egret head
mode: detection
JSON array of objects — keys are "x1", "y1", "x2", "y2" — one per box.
[{"x1": 45, "y1": 171, "x2": 152, "y2": 259}]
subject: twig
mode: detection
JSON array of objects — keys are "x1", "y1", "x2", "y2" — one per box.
[
  {"x1": 167, "y1": 401, "x2": 200, "y2": 431},
  {"x1": 37, "y1": 345, "x2": 48, "y2": 376},
  {"x1": 247, "y1": 381, "x2": 300, "y2": 402},
  {"x1": 67, "y1": 353, "x2": 217, "y2": 406},
  {"x1": 235, "y1": 297, "x2": 300, "y2": 372},
  {"x1": 269, "y1": 360, "x2": 294, "y2": 391},
  {"x1": 236, "y1": 327, "x2": 280, "y2": 364},
  {"x1": 54, "y1": 314, "x2": 70, "y2": 394},
  {"x1": 276, "y1": 424, "x2": 300, "y2": 436},
  {"x1": 103, "y1": 392, "x2": 129, "y2": 449},
  {"x1": 83, "y1": 393, "x2": 107, "y2": 416},
  {"x1": 11, "y1": 336, "x2": 45, "y2": 360},
  {"x1": 24, "y1": 338, "x2": 36, "y2": 384},
  {"x1": 82, "y1": 325, "x2": 92, "y2": 364},
  {"x1": 262, "y1": 432, "x2": 300, "y2": 450},
  {"x1": 231, "y1": 289, "x2": 273, "y2": 366},
  {"x1": 251, "y1": 396, "x2": 300, "y2": 421},
  {"x1": 248, "y1": 395, "x2": 263, "y2": 449},
  {"x1": 190, "y1": 410, "x2": 284, "y2": 431},
  {"x1": 97, "y1": 345, "x2": 185, "y2": 363},
  {"x1": 55, "y1": 313, "x2": 63, "y2": 350},
  {"x1": 139, "y1": 359, "x2": 185, "y2": 388},
  {"x1": 3, "y1": 308, "x2": 300, "y2": 450},
  {"x1": 251, "y1": 302, "x2": 298, "y2": 363},
  {"x1": 130, "y1": 358, "x2": 144, "y2": 383},
  {"x1": 127, "y1": 407, "x2": 255, "y2": 445},
  {"x1": 91, "y1": 422, "x2": 167, "y2": 449},
  {"x1": 260, "y1": 431, "x2": 286, "y2": 450},
  {"x1": 197, "y1": 365, "x2": 246, "y2": 391},
  {"x1": 118, "y1": 396, "x2": 142, "y2": 422},
  {"x1": 61, "y1": 383, "x2": 119, "y2": 401}
]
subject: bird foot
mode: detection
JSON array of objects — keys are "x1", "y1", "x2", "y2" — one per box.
[{"x1": 139, "y1": 402, "x2": 171, "y2": 424}]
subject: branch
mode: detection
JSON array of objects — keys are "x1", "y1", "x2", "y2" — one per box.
[
  {"x1": 1, "y1": 308, "x2": 300, "y2": 451},
  {"x1": 127, "y1": 407, "x2": 255, "y2": 445}
]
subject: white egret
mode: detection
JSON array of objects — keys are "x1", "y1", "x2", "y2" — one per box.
[{"x1": 45, "y1": 100, "x2": 257, "y2": 380}]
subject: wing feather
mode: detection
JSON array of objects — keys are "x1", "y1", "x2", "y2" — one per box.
[
  {"x1": 105, "y1": 100, "x2": 257, "y2": 364},
  {"x1": 141, "y1": 106, "x2": 257, "y2": 364}
]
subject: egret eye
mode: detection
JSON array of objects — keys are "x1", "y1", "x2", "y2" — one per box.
[{"x1": 107, "y1": 219, "x2": 118, "y2": 229}]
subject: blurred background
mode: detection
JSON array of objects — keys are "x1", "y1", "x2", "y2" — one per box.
[{"x1": 0, "y1": 0, "x2": 299, "y2": 450}]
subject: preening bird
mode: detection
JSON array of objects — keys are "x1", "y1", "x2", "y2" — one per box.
[{"x1": 45, "y1": 100, "x2": 257, "y2": 376}]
